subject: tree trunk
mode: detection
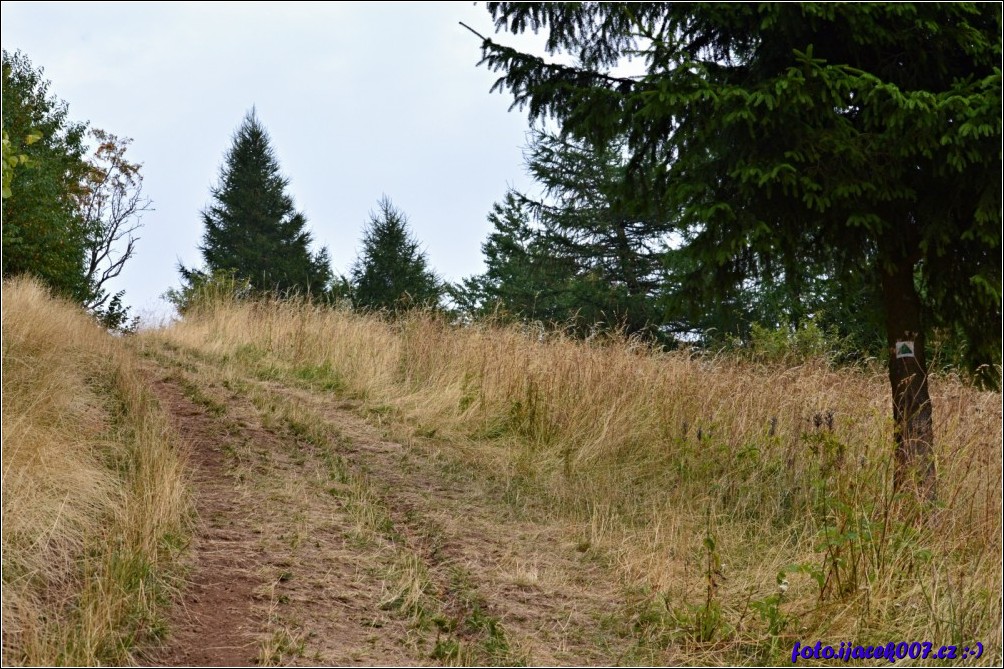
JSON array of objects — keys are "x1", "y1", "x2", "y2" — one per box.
[
  {"x1": 881, "y1": 257, "x2": 936, "y2": 501},
  {"x1": 611, "y1": 220, "x2": 649, "y2": 335}
]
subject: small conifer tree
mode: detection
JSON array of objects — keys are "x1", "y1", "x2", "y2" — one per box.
[{"x1": 350, "y1": 196, "x2": 440, "y2": 311}]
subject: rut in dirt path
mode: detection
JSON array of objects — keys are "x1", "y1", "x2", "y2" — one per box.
[
  {"x1": 138, "y1": 357, "x2": 423, "y2": 666},
  {"x1": 138, "y1": 340, "x2": 662, "y2": 666},
  {"x1": 264, "y1": 382, "x2": 644, "y2": 666},
  {"x1": 139, "y1": 373, "x2": 262, "y2": 666}
]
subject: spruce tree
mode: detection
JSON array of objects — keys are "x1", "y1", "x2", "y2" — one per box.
[
  {"x1": 457, "y1": 130, "x2": 673, "y2": 339},
  {"x1": 453, "y1": 190, "x2": 578, "y2": 323},
  {"x1": 520, "y1": 130, "x2": 671, "y2": 337},
  {"x1": 180, "y1": 109, "x2": 331, "y2": 297},
  {"x1": 478, "y1": 2, "x2": 1002, "y2": 497},
  {"x1": 350, "y1": 197, "x2": 440, "y2": 311}
]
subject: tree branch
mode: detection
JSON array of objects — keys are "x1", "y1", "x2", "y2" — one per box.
[{"x1": 460, "y1": 20, "x2": 642, "y2": 89}]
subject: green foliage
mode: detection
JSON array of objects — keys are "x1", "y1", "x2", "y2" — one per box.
[
  {"x1": 350, "y1": 196, "x2": 441, "y2": 312},
  {"x1": 2, "y1": 126, "x2": 41, "y2": 199},
  {"x1": 719, "y1": 317, "x2": 878, "y2": 366},
  {"x1": 2, "y1": 49, "x2": 91, "y2": 302},
  {"x1": 694, "y1": 529, "x2": 724, "y2": 643},
  {"x1": 479, "y1": 2, "x2": 1002, "y2": 382},
  {"x1": 456, "y1": 130, "x2": 676, "y2": 339},
  {"x1": 163, "y1": 269, "x2": 254, "y2": 316},
  {"x1": 747, "y1": 319, "x2": 835, "y2": 363},
  {"x1": 451, "y1": 189, "x2": 580, "y2": 324},
  {"x1": 2, "y1": 52, "x2": 146, "y2": 331},
  {"x1": 519, "y1": 130, "x2": 673, "y2": 337},
  {"x1": 663, "y1": 236, "x2": 886, "y2": 359},
  {"x1": 94, "y1": 290, "x2": 139, "y2": 333},
  {"x1": 180, "y1": 109, "x2": 332, "y2": 299},
  {"x1": 459, "y1": 125, "x2": 885, "y2": 352}
]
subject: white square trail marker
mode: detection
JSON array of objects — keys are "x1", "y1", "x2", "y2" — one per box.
[{"x1": 895, "y1": 340, "x2": 916, "y2": 359}]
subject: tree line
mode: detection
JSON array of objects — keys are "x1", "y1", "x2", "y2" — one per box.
[
  {"x1": 165, "y1": 109, "x2": 441, "y2": 315},
  {"x1": 3, "y1": 4, "x2": 1000, "y2": 500},
  {"x1": 2, "y1": 54, "x2": 443, "y2": 320}
]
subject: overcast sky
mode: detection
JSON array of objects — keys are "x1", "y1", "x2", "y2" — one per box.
[{"x1": 2, "y1": 1, "x2": 552, "y2": 322}]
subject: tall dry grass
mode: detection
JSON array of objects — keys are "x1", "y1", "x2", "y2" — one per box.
[
  {"x1": 157, "y1": 296, "x2": 1002, "y2": 663},
  {"x1": 2, "y1": 278, "x2": 188, "y2": 665}
]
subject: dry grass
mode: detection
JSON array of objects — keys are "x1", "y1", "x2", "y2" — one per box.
[
  {"x1": 1, "y1": 278, "x2": 188, "y2": 665},
  {"x1": 153, "y1": 295, "x2": 1002, "y2": 664}
]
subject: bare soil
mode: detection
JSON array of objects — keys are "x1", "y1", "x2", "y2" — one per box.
[
  {"x1": 136, "y1": 342, "x2": 649, "y2": 666},
  {"x1": 138, "y1": 374, "x2": 264, "y2": 666}
]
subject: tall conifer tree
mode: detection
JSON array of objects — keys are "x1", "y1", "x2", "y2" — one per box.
[
  {"x1": 477, "y1": 2, "x2": 1002, "y2": 497},
  {"x1": 453, "y1": 190, "x2": 581, "y2": 324},
  {"x1": 181, "y1": 109, "x2": 331, "y2": 296}
]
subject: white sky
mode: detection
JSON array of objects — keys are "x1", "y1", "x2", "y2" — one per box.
[{"x1": 2, "y1": 1, "x2": 551, "y2": 322}]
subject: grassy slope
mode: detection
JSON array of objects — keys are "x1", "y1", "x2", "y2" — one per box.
[
  {"x1": 1, "y1": 278, "x2": 188, "y2": 665},
  {"x1": 156, "y1": 297, "x2": 1002, "y2": 665}
]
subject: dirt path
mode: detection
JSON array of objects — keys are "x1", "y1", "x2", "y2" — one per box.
[
  {"x1": 137, "y1": 341, "x2": 653, "y2": 666},
  {"x1": 138, "y1": 374, "x2": 263, "y2": 666}
]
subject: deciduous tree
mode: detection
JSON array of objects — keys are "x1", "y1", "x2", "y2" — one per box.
[
  {"x1": 78, "y1": 129, "x2": 151, "y2": 329},
  {"x1": 2, "y1": 50, "x2": 90, "y2": 302}
]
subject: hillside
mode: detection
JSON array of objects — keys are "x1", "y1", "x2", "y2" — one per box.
[
  {"x1": 2, "y1": 279, "x2": 187, "y2": 664},
  {"x1": 3, "y1": 286, "x2": 1001, "y2": 665},
  {"x1": 143, "y1": 297, "x2": 1000, "y2": 665}
]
